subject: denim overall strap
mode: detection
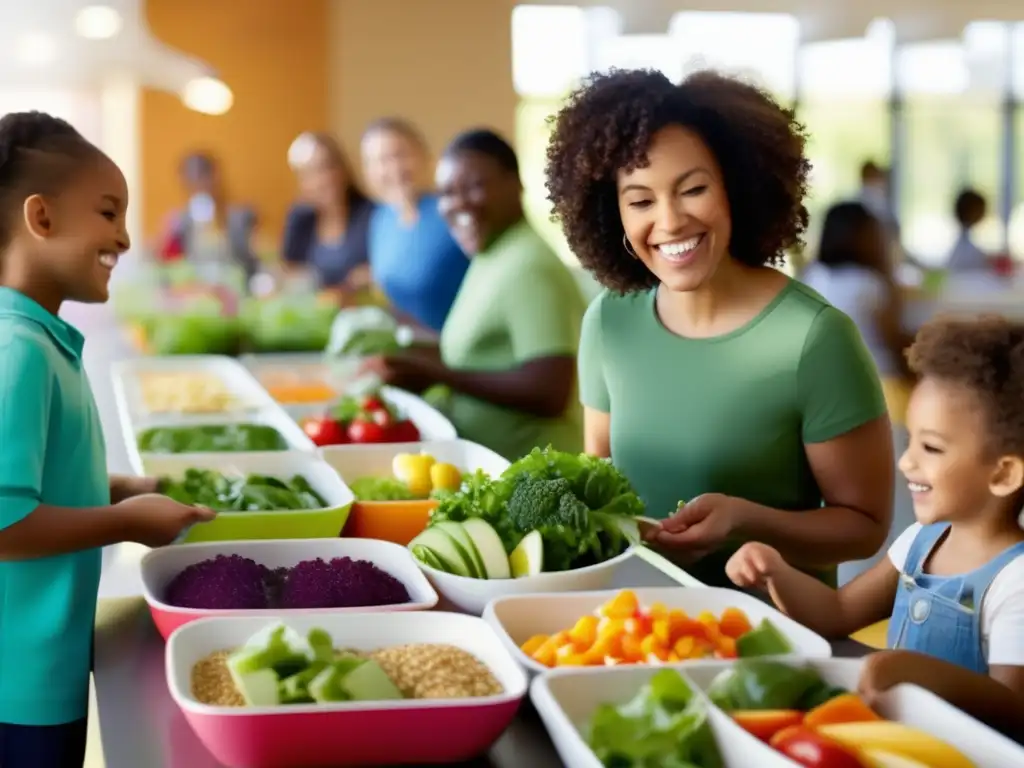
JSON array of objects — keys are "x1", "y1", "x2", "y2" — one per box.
[
  {"x1": 904, "y1": 523, "x2": 951, "y2": 576},
  {"x1": 886, "y1": 524, "x2": 951, "y2": 650},
  {"x1": 961, "y1": 540, "x2": 1024, "y2": 613}
]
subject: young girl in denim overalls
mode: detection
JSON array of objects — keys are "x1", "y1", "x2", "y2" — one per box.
[{"x1": 726, "y1": 315, "x2": 1024, "y2": 739}]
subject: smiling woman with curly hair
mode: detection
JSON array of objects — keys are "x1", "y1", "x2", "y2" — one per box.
[{"x1": 546, "y1": 68, "x2": 895, "y2": 586}]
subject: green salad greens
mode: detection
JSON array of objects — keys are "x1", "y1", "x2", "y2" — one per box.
[
  {"x1": 706, "y1": 660, "x2": 847, "y2": 712},
  {"x1": 348, "y1": 476, "x2": 420, "y2": 501},
  {"x1": 428, "y1": 446, "x2": 646, "y2": 572},
  {"x1": 160, "y1": 469, "x2": 328, "y2": 511},
  {"x1": 587, "y1": 668, "x2": 723, "y2": 767},
  {"x1": 137, "y1": 424, "x2": 288, "y2": 453}
]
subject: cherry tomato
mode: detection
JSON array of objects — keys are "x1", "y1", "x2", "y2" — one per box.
[
  {"x1": 370, "y1": 407, "x2": 393, "y2": 429},
  {"x1": 361, "y1": 395, "x2": 385, "y2": 412},
  {"x1": 769, "y1": 726, "x2": 865, "y2": 768},
  {"x1": 347, "y1": 418, "x2": 387, "y2": 444},
  {"x1": 387, "y1": 419, "x2": 421, "y2": 443},
  {"x1": 303, "y1": 417, "x2": 347, "y2": 447}
]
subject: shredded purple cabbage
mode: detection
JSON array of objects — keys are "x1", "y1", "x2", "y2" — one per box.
[
  {"x1": 163, "y1": 554, "x2": 410, "y2": 610},
  {"x1": 164, "y1": 554, "x2": 270, "y2": 610}
]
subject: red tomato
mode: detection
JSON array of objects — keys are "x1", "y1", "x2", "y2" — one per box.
[
  {"x1": 387, "y1": 419, "x2": 421, "y2": 443},
  {"x1": 361, "y1": 395, "x2": 385, "y2": 412},
  {"x1": 303, "y1": 417, "x2": 347, "y2": 447},
  {"x1": 347, "y1": 418, "x2": 387, "y2": 444},
  {"x1": 731, "y1": 710, "x2": 805, "y2": 742},
  {"x1": 770, "y1": 726, "x2": 865, "y2": 768},
  {"x1": 370, "y1": 407, "x2": 393, "y2": 429}
]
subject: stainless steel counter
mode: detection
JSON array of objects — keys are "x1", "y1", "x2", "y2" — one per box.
[{"x1": 71, "y1": 296, "x2": 871, "y2": 768}]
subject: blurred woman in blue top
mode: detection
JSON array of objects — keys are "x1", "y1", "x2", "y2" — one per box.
[{"x1": 361, "y1": 118, "x2": 468, "y2": 332}]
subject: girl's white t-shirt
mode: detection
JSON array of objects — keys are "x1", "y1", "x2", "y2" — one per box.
[
  {"x1": 888, "y1": 523, "x2": 1024, "y2": 665},
  {"x1": 801, "y1": 263, "x2": 900, "y2": 377}
]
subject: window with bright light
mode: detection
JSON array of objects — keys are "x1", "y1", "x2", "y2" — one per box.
[
  {"x1": 669, "y1": 12, "x2": 800, "y2": 99},
  {"x1": 898, "y1": 22, "x2": 1007, "y2": 265},
  {"x1": 0, "y1": 87, "x2": 101, "y2": 145},
  {"x1": 797, "y1": 20, "x2": 894, "y2": 249}
]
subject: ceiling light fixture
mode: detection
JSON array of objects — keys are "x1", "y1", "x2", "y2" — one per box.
[
  {"x1": 181, "y1": 76, "x2": 234, "y2": 116},
  {"x1": 75, "y1": 5, "x2": 123, "y2": 40}
]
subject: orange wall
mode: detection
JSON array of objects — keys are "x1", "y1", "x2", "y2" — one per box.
[
  {"x1": 328, "y1": 0, "x2": 517, "y2": 172},
  {"x1": 140, "y1": 0, "x2": 330, "y2": 241}
]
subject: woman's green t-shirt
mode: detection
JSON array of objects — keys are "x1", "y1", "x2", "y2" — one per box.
[{"x1": 578, "y1": 279, "x2": 887, "y2": 586}]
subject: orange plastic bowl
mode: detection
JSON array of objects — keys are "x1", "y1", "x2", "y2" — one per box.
[{"x1": 342, "y1": 499, "x2": 439, "y2": 545}]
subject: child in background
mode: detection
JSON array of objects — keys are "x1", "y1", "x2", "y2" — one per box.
[
  {"x1": 0, "y1": 112, "x2": 215, "y2": 767},
  {"x1": 727, "y1": 315, "x2": 1024, "y2": 738}
]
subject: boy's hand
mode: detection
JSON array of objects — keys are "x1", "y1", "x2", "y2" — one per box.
[
  {"x1": 110, "y1": 475, "x2": 160, "y2": 503},
  {"x1": 118, "y1": 494, "x2": 216, "y2": 547},
  {"x1": 726, "y1": 542, "x2": 784, "y2": 589}
]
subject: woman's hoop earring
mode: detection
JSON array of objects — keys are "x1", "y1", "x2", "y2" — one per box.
[{"x1": 622, "y1": 234, "x2": 638, "y2": 259}]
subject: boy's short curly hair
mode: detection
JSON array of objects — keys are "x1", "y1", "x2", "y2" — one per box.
[
  {"x1": 544, "y1": 68, "x2": 811, "y2": 294},
  {"x1": 907, "y1": 315, "x2": 1024, "y2": 455}
]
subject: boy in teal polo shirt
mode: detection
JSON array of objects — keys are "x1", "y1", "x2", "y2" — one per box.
[{"x1": 0, "y1": 113, "x2": 214, "y2": 766}]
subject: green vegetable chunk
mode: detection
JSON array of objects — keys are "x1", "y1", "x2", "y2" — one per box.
[
  {"x1": 705, "y1": 660, "x2": 824, "y2": 712},
  {"x1": 587, "y1": 669, "x2": 723, "y2": 768},
  {"x1": 735, "y1": 618, "x2": 794, "y2": 657}
]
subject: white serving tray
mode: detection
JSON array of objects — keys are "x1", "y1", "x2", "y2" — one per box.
[
  {"x1": 319, "y1": 438, "x2": 508, "y2": 484},
  {"x1": 127, "y1": 408, "x2": 316, "y2": 476},
  {"x1": 483, "y1": 586, "x2": 833, "y2": 676},
  {"x1": 531, "y1": 664, "x2": 794, "y2": 767},
  {"x1": 112, "y1": 355, "x2": 276, "y2": 420},
  {"x1": 682, "y1": 658, "x2": 1024, "y2": 767},
  {"x1": 143, "y1": 537, "x2": 438, "y2": 618}
]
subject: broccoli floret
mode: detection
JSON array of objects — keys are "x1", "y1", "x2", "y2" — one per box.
[{"x1": 505, "y1": 476, "x2": 588, "y2": 533}]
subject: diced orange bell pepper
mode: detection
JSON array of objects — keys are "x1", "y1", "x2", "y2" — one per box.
[
  {"x1": 620, "y1": 633, "x2": 645, "y2": 663},
  {"x1": 802, "y1": 693, "x2": 881, "y2": 728},
  {"x1": 520, "y1": 634, "x2": 548, "y2": 657},
  {"x1": 715, "y1": 635, "x2": 738, "y2": 659},
  {"x1": 651, "y1": 617, "x2": 672, "y2": 646},
  {"x1": 600, "y1": 589, "x2": 640, "y2": 619},
  {"x1": 718, "y1": 607, "x2": 753, "y2": 639},
  {"x1": 640, "y1": 634, "x2": 670, "y2": 662},
  {"x1": 568, "y1": 615, "x2": 599, "y2": 649},
  {"x1": 530, "y1": 637, "x2": 560, "y2": 667},
  {"x1": 597, "y1": 617, "x2": 626, "y2": 640},
  {"x1": 673, "y1": 636, "x2": 696, "y2": 659},
  {"x1": 648, "y1": 601, "x2": 669, "y2": 620},
  {"x1": 625, "y1": 614, "x2": 652, "y2": 637},
  {"x1": 586, "y1": 631, "x2": 624, "y2": 662},
  {"x1": 732, "y1": 710, "x2": 805, "y2": 742}
]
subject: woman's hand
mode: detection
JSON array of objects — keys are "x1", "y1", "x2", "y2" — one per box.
[
  {"x1": 359, "y1": 354, "x2": 442, "y2": 393},
  {"x1": 647, "y1": 493, "x2": 747, "y2": 556}
]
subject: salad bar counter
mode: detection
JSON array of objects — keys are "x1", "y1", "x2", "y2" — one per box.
[
  {"x1": 79, "y1": 297, "x2": 1024, "y2": 768},
  {"x1": 94, "y1": 559, "x2": 871, "y2": 768}
]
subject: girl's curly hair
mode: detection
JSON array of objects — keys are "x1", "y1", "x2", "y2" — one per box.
[{"x1": 544, "y1": 68, "x2": 811, "y2": 294}]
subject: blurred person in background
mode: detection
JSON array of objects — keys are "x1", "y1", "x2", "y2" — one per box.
[
  {"x1": 946, "y1": 188, "x2": 989, "y2": 273},
  {"x1": 361, "y1": 129, "x2": 585, "y2": 460},
  {"x1": 361, "y1": 117, "x2": 468, "y2": 333},
  {"x1": 282, "y1": 131, "x2": 374, "y2": 298},
  {"x1": 801, "y1": 203, "x2": 916, "y2": 585},
  {"x1": 545, "y1": 69, "x2": 893, "y2": 588},
  {"x1": 157, "y1": 151, "x2": 259, "y2": 279},
  {"x1": 802, "y1": 202, "x2": 913, "y2": 399}
]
